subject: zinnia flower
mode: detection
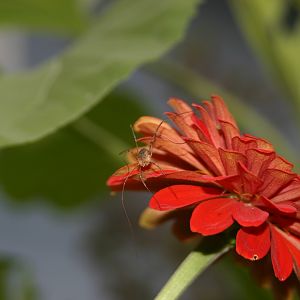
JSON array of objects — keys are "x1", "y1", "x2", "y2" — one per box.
[{"x1": 107, "y1": 95, "x2": 300, "y2": 282}]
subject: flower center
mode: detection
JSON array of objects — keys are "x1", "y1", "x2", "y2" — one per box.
[{"x1": 231, "y1": 193, "x2": 255, "y2": 203}]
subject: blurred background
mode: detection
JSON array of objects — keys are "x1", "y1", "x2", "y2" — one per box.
[{"x1": 0, "y1": 0, "x2": 299, "y2": 299}]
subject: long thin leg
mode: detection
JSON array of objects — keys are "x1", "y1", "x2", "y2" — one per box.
[
  {"x1": 118, "y1": 148, "x2": 132, "y2": 156},
  {"x1": 121, "y1": 164, "x2": 139, "y2": 257},
  {"x1": 157, "y1": 135, "x2": 188, "y2": 145},
  {"x1": 138, "y1": 111, "x2": 192, "y2": 155},
  {"x1": 149, "y1": 111, "x2": 195, "y2": 151},
  {"x1": 150, "y1": 162, "x2": 182, "y2": 204},
  {"x1": 149, "y1": 120, "x2": 165, "y2": 153},
  {"x1": 151, "y1": 161, "x2": 165, "y2": 175},
  {"x1": 130, "y1": 124, "x2": 140, "y2": 150},
  {"x1": 139, "y1": 169, "x2": 162, "y2": 210}
]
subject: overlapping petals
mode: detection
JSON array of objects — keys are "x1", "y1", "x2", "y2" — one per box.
[{"x1": 107, "y1": 95, "x2": 300, "y2": 282}]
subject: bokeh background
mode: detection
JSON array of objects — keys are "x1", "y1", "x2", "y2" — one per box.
[{"x1": 0, "y1": 0, "x2": 299, "y2": 299}]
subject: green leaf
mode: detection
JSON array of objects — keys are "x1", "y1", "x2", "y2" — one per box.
[
  {"x1": 229, "y1": 0, "x2": 300, "y2": 113},
  {"x1": 0, "y1": 0, "x2": 200, "y2": 149},
  {"x1": 155, "y1": 238, "x2": 232, "y2": 300},
  {"x1": 0, "y1": 0, "x2": 87, "y2": 34},
  {"x1": 0, "y1": 89, "x2": 145, "y2": 208},
  {"x1": 147, "y1": 61, "x2": 299, "y2": 164}
]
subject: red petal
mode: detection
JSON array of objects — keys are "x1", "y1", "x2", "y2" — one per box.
[
  {"x1": 260, "y1": 196, "x2": 297, "y2": 214},
  {"x1": 133, "y1": 116, "x2": 176, "y2": 138},
  {"x1": 166, "y1": 111, "x2": 199, "y2": 141},
  {"x1": 236, "y1": 224, "x2": 270, "y2": 261},
  {"x1": 107, "y1": 164, "x2": 180, "y2": 192},
  {"x1": 245, "y1": 148, "x2": 275, "y2": 177},
  {"x1": 232, "y1": 202, "x2": 269, "y2": 227},
  {"x1": 270, "y1": 225, "x2": 294, "y2": 281},
  {"x1": 268, "y1": 155, "x2": 294, "y2": 172},
  {"x1": 184, "y1": 139, "x2": 225, "y2": 176},
  {"x1": 237, "y1": 163, "x2": 263, "y2": 194},
  {"x1": 190, "y1": 198, "x2": 236, "y2": 235},
  {"x1": 244, "y1": 134, "x2": 274, "y2": 151},
  {"x1": 107, "y1": 164, "x2": 139, "y2": 186},
  {"x1": 147, "y1": 172, "x2": 234, "y2": 190},
  {"x1": 191, "y1": 115, "x2": 213, "y2": 144},
  {"x1": 284, "y1": 221, "x2": 300, "y2": 237},
  {"x1": 274, "y1": 227, "x2": 300, "y2": 280},
  {"x1": 168, "y1": 98, "x2": 194, "y2": 126},
  {"x1": 203, "y1": 100, "x2": 217, "y2": 123},
  {"x1": 153, "y1": 170, "x2": 213, "y2": 183},
  {"x1": 215, "y1": 174, "x2": 243, "y2": 193},
  {"x1": 134, "y1": 115, "x2": 206, "y2": 170},
  {"x1": 219, "y1": 148, "x2": 246, "y2": 176},
  {"x1": 232, "y1": 136, "x2": 257, "y2": 155},
  {"x1": 139, "y1": 136, "x2": 206, "y2": 170},
  {"x1": 149, "y1": 185, "x2": 222, "y2": 211},
  {"x1": 259, "y1": 169, "x2": 296, "y2": 198},
  {"x1": 272, "y1": 184, "x2": 300, "y2": 203},
  {"x1": 219, "y1": 120, "x2": 240, "y2": 149},
  {"x1": 192, "y1": 103, "x2": 222, "y2": 147},
  {"x1": 211, "y1": 95, "x2": 238, "y2": 127}
]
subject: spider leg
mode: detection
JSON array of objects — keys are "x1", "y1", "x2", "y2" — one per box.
[
  {"x1": 157, "y1": 134, "x2": 188, "y2": 145},
  {"x1": 130, "y1": 124, "x2": 140, "y2": 152},
  {"x1": 121, "y1": 163, "x2": 140, "y2": 257},
  {"x1": 150, "y1": 161, "x2": 182, "y2": 204},
  {"x1": 139, "y1": 168, "x2": 162, "y2": 210},
  {"x1": 151, "y1": 161, "x2": 166, "y2": 176},
  {"x1": 138, "y1": 168, "x2": 152, "y2": 194},
  {"x1": 149, "y1": 119, "x2": 165, "y2": 153},
  {"x1": 149, "y1": 111, "x2": 192, "y2": 150},
  {"x1": 122, "y1": 164, "x2": 138, "y2": 207},
  {"x1": 118, "y1": 148, "x2": 132, "y2": 156}
]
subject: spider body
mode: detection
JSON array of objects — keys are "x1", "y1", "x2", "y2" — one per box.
[{"x1": 137, "y1": 147, "x2": 152, "y2": 168}]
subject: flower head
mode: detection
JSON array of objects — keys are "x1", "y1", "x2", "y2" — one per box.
[{"x1": 107, "y1": 95, "x2": 300, "y2": 282}]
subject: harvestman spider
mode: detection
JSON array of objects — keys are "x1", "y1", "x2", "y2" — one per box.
[
  {"x1": 117, "y1": 110, "x2": 195, "y2": 255},
  {"x1": 120, "y1": 110, "x2": 194, "y2": 224},
  {"x1": 120, "y1": 119, "x2": 166, "y2": 218},
  {"x1": 117, "y1": 119, "x2": 168, "y2": 254}
]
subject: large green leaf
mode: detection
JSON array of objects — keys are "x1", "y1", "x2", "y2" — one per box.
[
  {"x1": 0, "y1": 0, "x2": 200, "y2": 149},
  {"x1": 229, "y1": 0, "x2": 300, "y2": 113},
  {"x1": 0, "y1": 89, "x2": 145, "y2": 208},
  {"x1": 0, "y1": 0, "x2": 87, "y2": 34}
]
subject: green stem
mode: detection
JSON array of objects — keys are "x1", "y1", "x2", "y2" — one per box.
[
  {"x1": 155, "y1": 245, "x2": 232, "y2": 300},
  {"x1": 72, "y1": 117, "x2": 129, "y2": 162}
]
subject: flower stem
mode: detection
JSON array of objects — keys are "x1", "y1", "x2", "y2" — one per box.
[
  {"x1": 154, "y1": 244, "x2": 232, "y2": 300},
  {"x1": 72, "y1": 116, "x2": 129, "y2": 162}
]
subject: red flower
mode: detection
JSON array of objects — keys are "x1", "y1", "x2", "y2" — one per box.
[{"x1": 107, "y1": 95, "x2": 300, "y2": 282}]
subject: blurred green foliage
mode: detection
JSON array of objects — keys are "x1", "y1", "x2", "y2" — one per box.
[
  {"x1": 230, "y1": 0, "x2": 300, "y2": 115},
  {"x1": 0, "y1": 257, "x2": 37, "y2": 300},
  {"x1": 0, "y1": 0, "x2": 87, "y2": 34},
  {"x1": 0, "y1": 0, "x2": 200, "y2": 149},
  {"x1": 0, "y1": 89, "x2": 145, "y2": 208}
]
